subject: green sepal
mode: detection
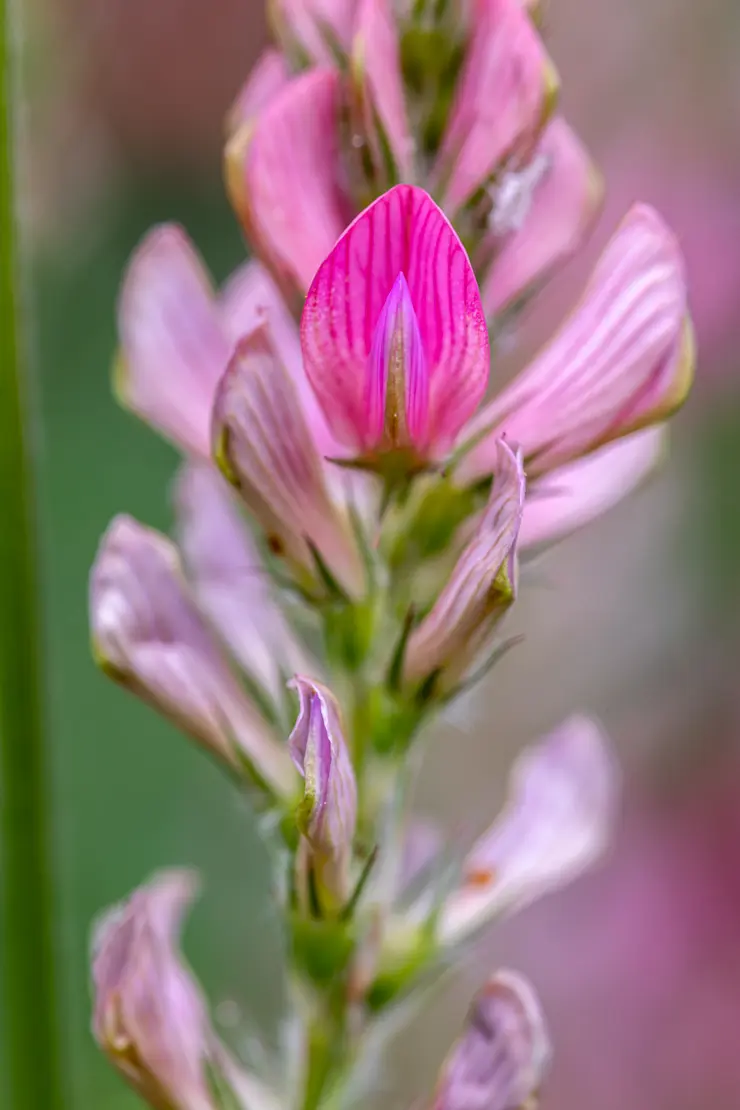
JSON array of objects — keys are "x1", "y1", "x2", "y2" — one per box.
[{"x1": 290, "y1": 912, "x2": 356, "y2": 988}]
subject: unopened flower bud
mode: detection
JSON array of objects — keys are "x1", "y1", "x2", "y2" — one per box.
[
  {"x1": 288, "y1": 676, "x2": 358, "y2": 912},
  {"x1": 432, "y1": 972, "x2": 550, "y2": 1110},
  {"x1": 403, "y1": 440, "x2": 525, "y2": 694}
]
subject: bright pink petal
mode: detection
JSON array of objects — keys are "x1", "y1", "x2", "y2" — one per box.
[
  {"x1": 225, "y1": 69, "x2": 349, "y2": 298},
  {"x1": 519, "y1": 428, "x2": 665, "y2": 549},
  {"x1": 301, "y1": 185, "x2": 489, "y2": 454},
  {"x1": 459, "y1": 205, "x2": 694, "y2": 481},
  {"x1": 482, "y1": 118, "x2": 603, "y2": 318},
  {"x1": 228, "y1": 48, "x2": 290, "y2": 131},
  {"x1": 271, "y1": 0, "x2": 357, "y2": 64},
  {"x1": 434, "y1": 0, "x2": 556, "y2": 214},
  {"x1": 116, "y1": 225, "x2": 230, "y2": 457},
  {"x1": 351, "y1": 0, "x2": 414, "y2": 183}
]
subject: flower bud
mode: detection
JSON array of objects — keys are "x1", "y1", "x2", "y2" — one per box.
[
  {"x1": 432, "y1": 972, "x2": 550, "y2": 1110},
  {"x1": 460, "y1": 204, "x2": 694, "y2": 483},
  {"x1": 91, "y1": 870, "x2": 215, "y2": 1110},
  {"x1": 403, "y1": 440, "x2": 524, "y2": 694},
  {"x1": 211, "y1": 327, "x2": 365, "y2": 599},
  {"x1": 288, "y1": 677, "x2": 358, "y2": 912},
  {"x1": 90, "y1": 515, "x2": 297, "y2": 798},
  {"x1": 301, "y1": 185, "x2": 489, "y2": 464},
  {"x1": 439, "y1": 715, "x2": 618, "y2": 946}
]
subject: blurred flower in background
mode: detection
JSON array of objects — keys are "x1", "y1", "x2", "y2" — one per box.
[{"x1": 19, "y1": 0, "x2": 740, "y2": 1108}]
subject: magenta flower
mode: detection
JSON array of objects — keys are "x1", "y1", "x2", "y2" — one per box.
[
  {"x1": 288, "y1": 676, "x2": 358, "y2": 912},
  {"x1": 432, "y1": 972, "x2": 550, "y2": 1110},
  {"x1": 301, "y1": 185, "x2": 489, "y2": 463}
]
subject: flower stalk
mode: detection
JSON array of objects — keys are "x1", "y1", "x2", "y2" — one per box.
[
  {"x1": 86, "y1": 3, "x2": 695, "y2": 1109},
  {"x1": 0, "y1": 4, "x2": 67, "y2": 1109}
]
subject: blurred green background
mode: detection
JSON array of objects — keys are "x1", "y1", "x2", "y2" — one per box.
[{"x1": 13, "y1": 0, "x2": 740, "y2": 1107}]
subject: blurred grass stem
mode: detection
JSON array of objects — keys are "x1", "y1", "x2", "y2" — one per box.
[{"x1": 0, "y1": 3, "x2": 68, "y2": 1109}]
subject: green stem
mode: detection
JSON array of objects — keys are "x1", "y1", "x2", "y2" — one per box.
[{"x1": 0, "y1": 7, "x2": 67, "y2": 1110}]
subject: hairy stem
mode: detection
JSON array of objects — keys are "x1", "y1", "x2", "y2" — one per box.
[{"x1": 0, "y1": 6, "x2": 68, "y2": 1109}]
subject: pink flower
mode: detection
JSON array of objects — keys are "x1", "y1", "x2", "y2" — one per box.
[
  {"x1": 457, "y1": 204, "x2": 693, "y2": 484},
  {"x1": 301, "y1": 185, "x2": 489, "y2": 463},
  {"x1": 225, "y1": 0, "x2": 571, "y2": 308},
  {"x1": 438, "y1": 715, "x2": 619, "y2": 946},
  {"x1": 432, "y1": 972, "x2": 550, "y2": 1110},
  {"x1": 89, "y1": 512, "x2": 299, "y2": 797}
]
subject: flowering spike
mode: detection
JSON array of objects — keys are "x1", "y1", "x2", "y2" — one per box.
[
  {"x1": 432, "y1": 972, "x2": 550, "y2": 1110},
  {"x1": 89, "y1": 515, "x2": 297, "y2": 797},
  {"x1": 269, "y1": 0, "x2": 356, "y2": 65},
  {"x1": 301, "y1": 185, "x2": 489, "y2": 459},
  {"x1": 459, "y1": 204, "x2": 694, "y2": 482},
  {"x1": 439, "y1": 715, "x2": 619, "y2": 946},
  {"x1": 175, "y1": 464, "x2": 312, "y2": 703},
  {"x1": 351, "y1": 0, "x2": 414, "y2": 184},
  {"x1": 288, "y1": 677, "x2": 358, "y2": 911},
  {"x1": 482, "y1": 118, "x2": 604, "y2": 319},
  {"x1": 211, "y1": 328, "x2": 365, "y2": 599},
  {"x1": 225, "y1": 69, "x2": 348, "y2": 300},
  {"x1": 116, "y1": 226, "x2": 231, "y2": 458},
  {"x1": 519, "y1": 427, "x2": 666, "y2": 550},
  {"x1": 403, "y1": 441, "x2": 525, "y2": 693},
  {"x1": 91, "y1": 870, "x2": 216, "y2": 1110},
  {"x1": 434, "y1": 0, "x2": 558, "y2": 214}
]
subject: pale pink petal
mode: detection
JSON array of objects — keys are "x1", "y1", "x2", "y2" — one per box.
[
  {"x1": 90, "y1": 516, "x2": 296, "y2": 796},
  {"x1": 351, "y1": 0, "x2": 414, "y2": 183},
  {"x1": 270, "y1": 0, "x2": 357, "y2": 64},
  {"x1": 91, "y1": 871, "x2": 215, "y2": 1110},
  {"x1": 439, "y1": 715, "x2": 619, "y2": 945},
  {"x1": 116, "y1": 226, "x2": 230, "y2": 457},
  {"x1": 228, "y1": 48, "x2": 290, "y2": 131},
  {"x1": 403, "y1": 441, "x2": 524, "y2": 693},
  {"x1": 301, "y1": 185, "x2": 489, "y2": 454},
  {"x1": 219, "y1": 260, "x2": 342, "y2": 460},
  {"x1": 225, "y1": 69, "x2": 349, "y2": 299},
  {"x1": 212, "y1": 328, "x2": 365, "y2": 599},
  {"x1": 175, "y1": 464, "x2": 312, "y2": 701},
  {"x1": 482, "y1": 118, "x2": 603, "y2": 318},
  {"x1": 432, "y1": 972, "x2": 550, "y2": 1110},
  {"x1": 459, "y1": 205, "x2": 694, "y2": 481},
  {"x1": 434, "y1": 0, "x2": 557, "y2": 214},
  {"x1": 519, "y1": 427, "x2": 665, "y2": 549}
]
